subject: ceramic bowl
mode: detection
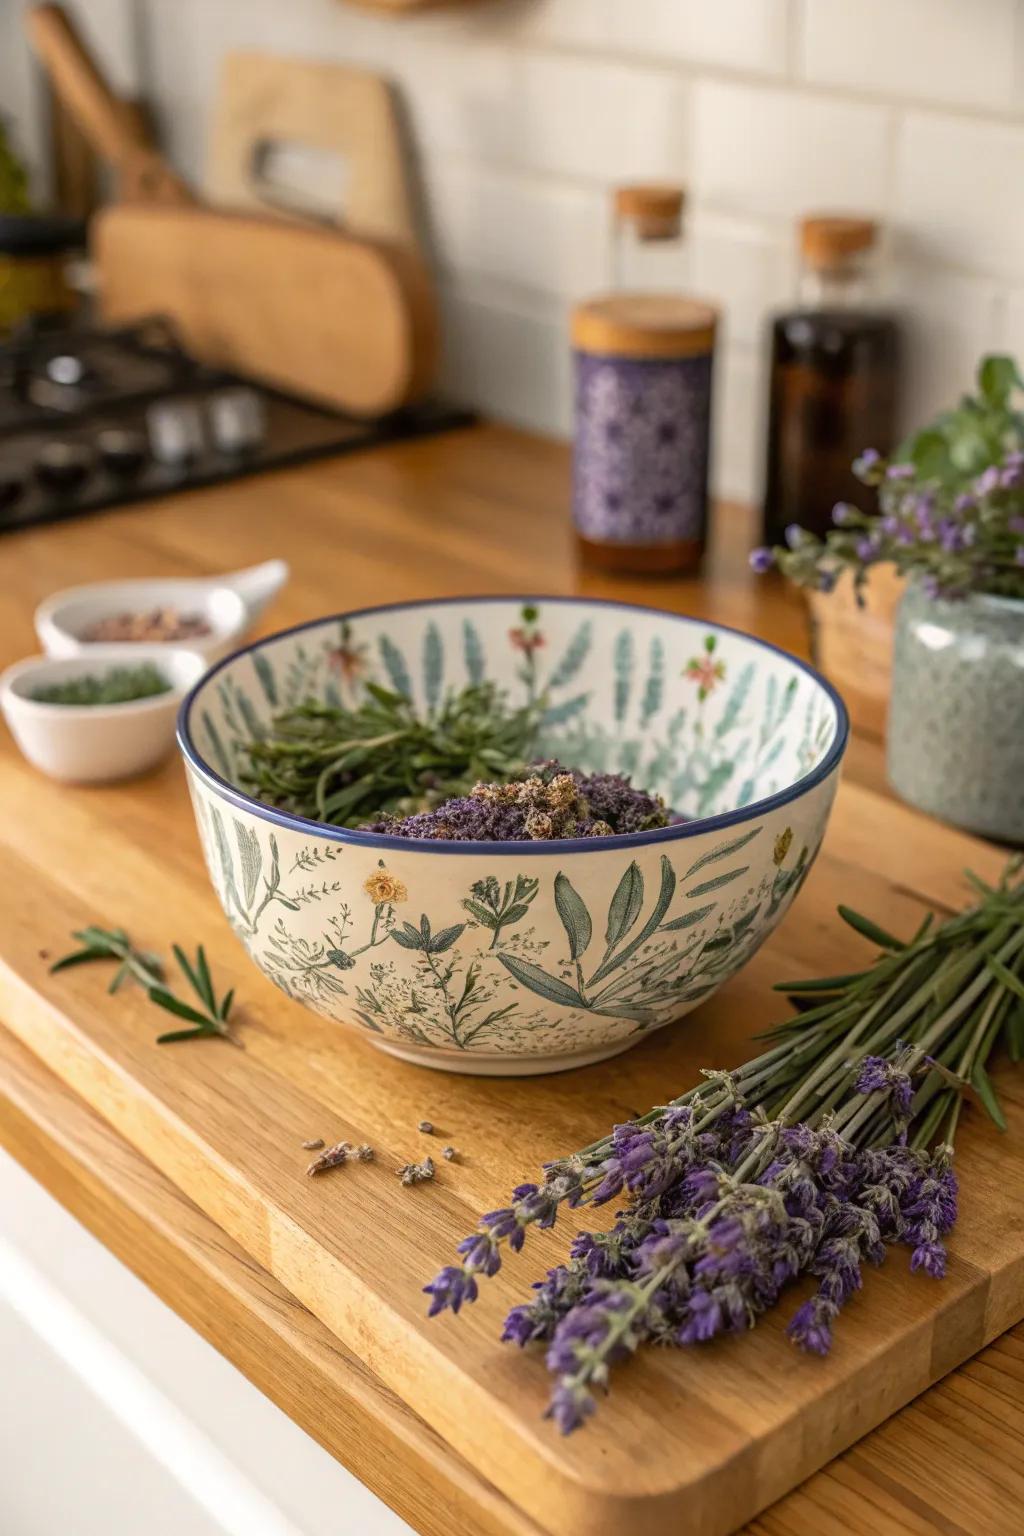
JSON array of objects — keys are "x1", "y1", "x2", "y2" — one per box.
[
  {"x1": 35, "y1": 558, "x2": 289, "y2": 666},
  {"x1": 178, "y1": 597, "x2": 848, "y2": 1076},
  {"x1": 3, "y1": 646, "x2": 207, "y2": 783}
]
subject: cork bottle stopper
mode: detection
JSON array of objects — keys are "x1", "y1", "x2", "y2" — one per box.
[
  {"x1": 613, "y1": 184, "x2": 685, "y2": 242},
  {"x1": 800, "y1": 215, "x2": 877, "y2": 270},
  {"x1": 571, "y1": 293, "x2": 717, "y2": 359}
]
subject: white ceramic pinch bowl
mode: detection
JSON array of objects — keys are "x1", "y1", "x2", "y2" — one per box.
[
  {"x1": 35, "y1": 559, "x2": 289, "y2": 666},
  {"x1": 2, "y1": 646, "x2": 207, "y2": 783}
]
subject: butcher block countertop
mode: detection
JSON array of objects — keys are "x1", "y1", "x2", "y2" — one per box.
[{"x1": 1, "y1": 424, "x2": 1022, "y2": 1536}]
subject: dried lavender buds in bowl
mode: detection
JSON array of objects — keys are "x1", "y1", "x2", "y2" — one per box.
[{"x1": 368, "y1": 761, "x2": 670, "y2": 842}]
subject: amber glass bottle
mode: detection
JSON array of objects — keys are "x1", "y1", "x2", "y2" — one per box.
[
  {"x1": 762, "y1": 216, "x2": 900, "y2": 545},
  {"x1": 572, "y1": 185, "x2": 717, "y2": 576}
]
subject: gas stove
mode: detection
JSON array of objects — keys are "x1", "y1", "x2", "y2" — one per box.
[{"x1": 0, "y1": 317, "x2": 471, "y2": 532}]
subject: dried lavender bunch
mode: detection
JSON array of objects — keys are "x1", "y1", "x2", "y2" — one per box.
[
  {"x1": 368, "y1": 760, "x2": 668, "y2": 842},
  {"x1": 239, "y1": 681, "x2": 543, "y2": 828},
  {"x1": 425, "y1": 861, "x2": 1024, "y2": 1431}
]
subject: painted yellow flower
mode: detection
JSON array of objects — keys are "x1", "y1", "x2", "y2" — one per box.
[
  {"x1": 363, "y1": 869, "x2": 407, "y2": 906},
  {"x1": 773, "y1": 827, "x2": 793, "y2": 867}
]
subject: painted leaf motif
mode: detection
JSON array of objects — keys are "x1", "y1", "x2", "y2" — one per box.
[
  {"x1": 234, "y1": 821, "x2": 263, "y2": 908},
  {"x1": 554, "y1": 872, "x2": 592, "y2": 960},
  {"x1": 685, "y1": 865, "x2": 749, "y2": 899},
  {"x1": 501, "y1": 902, "x2": 533, "y2": 927},
  {"x1": 378, "y1": 634, "x2": 412, "y2": 699},
  {"x1": 715, "y1": 661, "x2": 754, "y2": 740},
  {"x1": 423, "y1": 622, "x2": 444, "y2": 714},
  {"x1": 661, "y1": 901, "x2": 717, "y2": 932},
  {"x1": 639, "y1": 636, "x2": 664, "y2": 727},
  {"x1": 541, "y1": 693, "x2": 591, "y2": 727},
  {"x1": 429, "y1": 923, "x2": 466, "y2": 954},
  {"x1": 547, "y1": 621, "x2": 592, "y2": 688},
  {"x1": 613, "y1": 629, "x2": 633, "y2": 724},
  {"x1": 605, "y1": 861, "x2": 644, "y2": 947},
  {"x1": 201, "y1": 712, "x2": 232, "y2": 779},
  {"x1": 392, "y1": 923, "x2": 425, "y2": 950},
  {"x1": 462, "y1": 619, "x2": 486, "y2": 684},
  {"x1": 462, "y1": 899, "x2": 498, "y2": 927},
  {"x1": 252, "y1": 652, "x2": 278, "y2": 707},
  {"x1": 684, "y1": 826, "x2": 762, "y2": 879},
  {"x1": 497, "y1": 952, "x2": 586, "y2": 1008},
  {"x1": 587, "y1": 855, "x2": 676, "y2": 987}
]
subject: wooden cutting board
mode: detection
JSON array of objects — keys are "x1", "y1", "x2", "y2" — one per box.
[
  {"x1": 0, "y1": 742, "x2": 1019, "y2": 1536},
  {"x1": 94, "y1": 203, "x2": 439, "y2": 417}
]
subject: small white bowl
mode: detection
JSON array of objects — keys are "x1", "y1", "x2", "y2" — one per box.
[
  {"x1": 34, "y1": 559, "x2": 289, "y2": 666},
  {"x1": 1, "y1": 646, "x2": 207, "y2": 784}
]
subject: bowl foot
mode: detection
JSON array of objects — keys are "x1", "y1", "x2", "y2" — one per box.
[{"x1": 368, "y1": 1034, "x2": 639, "y2": 1076}]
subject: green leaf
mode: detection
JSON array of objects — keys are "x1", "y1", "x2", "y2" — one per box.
[
  {"x1": 50, "y1": 948, "x2": 109, "y2": 973},
  {"x1": 462, "y1": 899, "x2": 498, "y2": 927},
  {"x1": 496, "y1": 953, "x2": 586, "y2": 1008},
  {"x1": 773, "y1": 970, "x2": 869, "y2": 993},
  {"x1": 978, "y1": 354, "x2": 1021, "y2": 408},
  {"x1": 220, "y1": 988, "x2": 235, "y2": 1022},
  {"x1": 837, "y1": 906, "x2": 905, "y2": 951},
  {"x1": 605, "y1": 862, "x2": 644, "y2": 948},
  {"x1": 156, "y1": 1027, "x2": 216, "y2": 1045},
  {"x1": 661, "y1": 901, "x2": 717, "y2": 932},
  {"x1": 971, "y1": 1060, "x2": 1007, "y2": 1132},
  {"x1": 1006, "y1": 1002, "x2": 1024, "y2": 1063},
  {"x1": 985, "y1": 954, "x2": 1024, "y2": 1002},
  {"x1": 684, "y1": 826, "x2": 761, "y2": 879},
  {"x1": 147, "y1": 987, "x2": 215, "y2": 1028},
  {"x1": 685, "y1": 865, "x2": 749, "y2": 899},
  {"x1": 554, "y1": 872, "x2": 592, "y2": 960}
]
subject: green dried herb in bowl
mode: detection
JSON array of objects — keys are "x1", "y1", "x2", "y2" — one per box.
[{"x1": 30, "y1": 662, "x2": 171, "y2": 707}]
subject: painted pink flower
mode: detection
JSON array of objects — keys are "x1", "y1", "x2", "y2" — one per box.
[{"x1": 509, "y1": 626, "x2": 545, "y2": 655}]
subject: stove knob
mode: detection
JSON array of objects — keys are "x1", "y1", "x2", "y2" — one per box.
[
  {"x1": 147, "y1": 399, "x2": 205, "y2": 465},
  {"x1": 45, "y1": 353, "x2": 87, "y2": 387},
  {"x1": 97, "y1": 427, "x2": 149, "y2": 476},
  {"x1": 208, "y1": 387, "x2": 266, "y2": 455},
  {"x1": 0, "y1": 472, "x2": 25, "y2": 512},
  {"x1": 34, "y1": 440, "x2": 94, "y2": 492}
]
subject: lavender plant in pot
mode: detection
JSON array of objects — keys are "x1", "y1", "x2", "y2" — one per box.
[{"x1": 752, "y1": 355, "x2": 1024, "y2": 844}]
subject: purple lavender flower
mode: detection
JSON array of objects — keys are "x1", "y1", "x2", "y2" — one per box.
[
  {"x1": 855, "y1": 1055, "x2": 914, "y2": 1118},
  {"x1": 910, "y1": 1240, "x2": 947, "y2": 1278},
  {"x1": 855, "y1": 533, "x2": 881, "y2": 562},
  {"x1": 424, "y1": 1265, "x2": 479, "y2": 1316},
  {"x1": 832, "y1": 502, "x2": 855, "y2": 526},
  {"x1": 886, "y1": 463, "x2": 916, "y2": 480},
  {"x1": 976, "y1": 465, "x2": 1001, "y2": 496},
  {"x1": 1009, "y1": 514, "x2": 1024, "y2": 536},
  {"x1": 784, "y1": 523, "x2": 805, "y2": 550},
  {"x1": 1016, "y1": 546, "x2": 1024, "y2": 566},
  {"x1": 954, "y1": 493, "x2": 976, "y2": 515},
  {"x1": 749, "y1": 546, "x2": 775, "y2": 573},
  {"x1": 787, "y1": 1296, "x2": 836, "y2": 1355},
  {"x1": 1001, "y1": 465, "x2": 1023, "y2": 489}
]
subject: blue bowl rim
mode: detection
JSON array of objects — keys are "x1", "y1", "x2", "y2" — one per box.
[{"x1": 177, "y1": 593, "x2": 850, "y2": 857}]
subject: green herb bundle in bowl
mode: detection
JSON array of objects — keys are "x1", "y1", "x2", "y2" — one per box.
[
  {"x1": 178, "y1": 598, "x2": 848, "y2": 1075},
  {"x1": 1, "y1": 645, "x2": 206, "y2": 783}
]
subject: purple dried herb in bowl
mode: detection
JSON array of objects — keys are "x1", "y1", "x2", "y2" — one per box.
[{"x1": 367, "y1": 760, "x2": 669, "y2": 842}]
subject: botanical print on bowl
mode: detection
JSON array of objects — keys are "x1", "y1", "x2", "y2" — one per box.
[{"x1": 181, "y1": 597, "x2": 846, "y2": 1074}]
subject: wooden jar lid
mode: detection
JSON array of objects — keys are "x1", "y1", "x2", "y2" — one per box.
[
  {"x1": 571, "y1": 293, "x2": 717, "y2": 359},
  {"x1": 614, "y1": 184, "x2": 685, "y2": 241},
  {"x1": 800, "y1": 215, "x2": 877, "y2": 269}
]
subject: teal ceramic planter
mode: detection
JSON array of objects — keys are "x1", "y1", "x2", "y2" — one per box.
[{"x1": 888, "y1": 581, "x2": 1024, "y2": 842}]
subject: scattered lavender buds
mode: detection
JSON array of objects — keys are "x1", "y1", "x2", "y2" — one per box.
[
  {"x1": 399, "y1": 1157, "x2": 436, "y2": 1186},
  {"x1": 368, "y1": 761, "x2": 669, "y2": 842},
  {"x1": 306, "y1": 1141, "x2": 352, "y2": 1176},
  {"x1": 418, "y1": 1120, "x2": 435, "y2": 1134},
  {"x1": 425, "y1": 861, "x2": 1024, "y2": 1432},
  {"x1": 301, "y1": 1138, "x2": 325, "y2": 1151},
  {"x1": 443, "y1": 1146, "x2": 458, "y2": 1161}
]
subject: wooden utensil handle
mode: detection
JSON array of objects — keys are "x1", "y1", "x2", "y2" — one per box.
[{"x1": 26, "y1": 3, "x2": 192, "y2": 205}]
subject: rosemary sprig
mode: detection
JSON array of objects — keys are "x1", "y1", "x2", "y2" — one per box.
[
  {"x1": 237, "y1": 681, "x2": 544, "y2": 827},
  {"x1": 150, "y1": 944, "x2": 240, "y2": 1046},
  {"x1": 51, "y1": 926, "x2": 164, "y2": 994},
  {"x1": 51, "y1": 928, "x2": 240, "y2": 1046}
]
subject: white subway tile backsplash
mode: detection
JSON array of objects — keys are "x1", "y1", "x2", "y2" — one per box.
[
  {"x1": 8, "y1": 0, "x2": 1024, "y2": 498},
  {"x1": 688, "y1": 210, "x2": 794, "y2": 350},
  {"x1": 424, "y1": 163, "x2": 610, "y2": 297},
  {"x1": 891, "y1": 266, "x2": 1003, "y2": 431},
  {"x1": 693, "y1": 80, "x2": 891, "y2": 220},
  {"x1": 894, "y1": 113, "x2": 1024, "y2": 281},
  {"x1": 798, "y1": 0, "x2": 1017, "y2": 111},
  {"x1": 439, "y1": 278, "x2": 571, "y2": 436},
  {"x1": 609, "y1": 0, "x2": 789, "y2": 75}
]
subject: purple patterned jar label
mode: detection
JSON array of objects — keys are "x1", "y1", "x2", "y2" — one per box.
[{"x1": 572, "y1": 351, "x2": 713, "y2": 545}]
